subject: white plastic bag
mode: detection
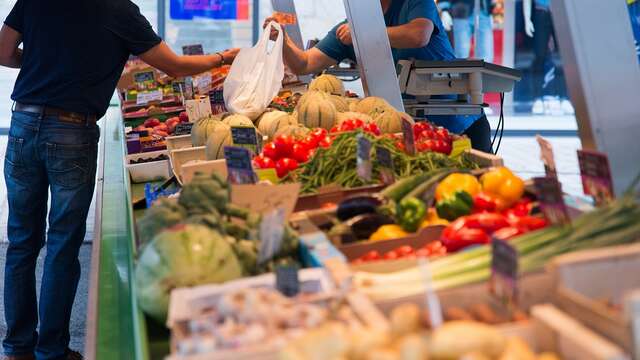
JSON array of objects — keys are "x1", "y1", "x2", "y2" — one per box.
[{"x1": 223, "y1": 22, "x2": 285, "y2": 120}]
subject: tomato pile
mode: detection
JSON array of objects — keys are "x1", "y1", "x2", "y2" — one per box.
[
  {"x1": 393, "y1": 122, "x2": 455, "y2": 155},
  {"x1": 330, "y1": 118, "x2": 380, "y2": 136},
  {"x1": 254, "y1": 128, "x2": 333, "y2": 178},
  {"x1": 350, "y1": 241, "x2": 447, "y2": 265}
]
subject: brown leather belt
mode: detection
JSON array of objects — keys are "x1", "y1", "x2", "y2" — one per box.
[{"x1": 14, "y1": 102, "x2": 97, "y2": 125}]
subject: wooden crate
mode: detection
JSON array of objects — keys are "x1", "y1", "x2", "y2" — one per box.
[{"x1": 549, "y1": 244, "x2": 640, "y2": 357}]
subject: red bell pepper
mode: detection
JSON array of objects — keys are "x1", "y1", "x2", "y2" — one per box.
[
  {"x1": 507, "y1": 215, "x2": 548, "y2": 231},
  {"x1": 473, "y1": 192, "x2": 499, "y2": 212},
  {"x1": 493, "y1": 226, "x2": 526, "y2": 240},
  {"x1": 440, "y1": 213, "x2": 510, "y2": 252}
]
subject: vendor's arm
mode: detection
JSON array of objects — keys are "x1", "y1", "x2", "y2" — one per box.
[
  {"x1": 387, "y1": 19, "x2": 435, "y2": 48},
  {"x1": 140, "y1": 43, "x2": 239, "y2": 78}
]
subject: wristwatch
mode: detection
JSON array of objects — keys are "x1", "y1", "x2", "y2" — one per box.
[{"x1": 216, "y1": 52, "x2": 225, "y2": 66}]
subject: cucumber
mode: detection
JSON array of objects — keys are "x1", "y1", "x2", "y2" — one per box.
[
  {"x1": 404, "y1": 169, "x2": 459, "y2": 205},
  {"x1": 380, "y1": 169, "x2": 445, "y2": 203}
]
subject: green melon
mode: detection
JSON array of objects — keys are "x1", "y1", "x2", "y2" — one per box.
[
  {"x1": 373, "y1": 109, "x2": 406, "y2": 134},
  {"x1": 297, "y1": 96, "x2": 337, "y2": 130},
  {"x1": 328, "y1": 95, "x2": 350, "y2": 112},
  {"x1": 296, "y1": 90, "x2": 327, "y2": 110},
  {"x1": 222, "y1": 114, "x2": 254, "y2": 127},
  {"x1": 309, "y1": 74, "x2": 345, "y2": 96},
  {"x1": 356, "y1": 96, "x2": 393, "y2": 115},
  {"x1": 191, "y1": 115, "x2": 225, "y2": 147},
  {"x1": 256, "y1": 111, "x2": 297, "y2": 139},
  {"x1": 205, "y1": 123, "x2": 233, "y2": 160}
]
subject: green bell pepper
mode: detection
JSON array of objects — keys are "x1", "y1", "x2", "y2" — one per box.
[
  {"x1": 397, "y1": 197, "x2": 428, "y2": 232},
  {"x1": 436, "y1": 190, "x2": 474, "y2": 221}
]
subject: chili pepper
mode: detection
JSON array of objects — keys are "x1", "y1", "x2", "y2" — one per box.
[
  {"x1": 397, "y1": 197, "x2": 428, "y2": 232},
  {"x1": 435, "y1": 173, "x2": 481, "y2": 202},
  {"x1": 480, "y1": 167, "x2": 525, "y2": 210},
  {"x1": 473, "y1": 192, "x2": 499, "y2": 212},
  {"x1": 436, "y1": 190, "x2": 474, "y2": 221}
]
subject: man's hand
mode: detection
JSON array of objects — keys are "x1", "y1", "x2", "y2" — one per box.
[
  {"x1": 336, "y1": 23, "x2": 352, "y2": 46},
  {"x1": 524, "y1": 18, "x2": 535, "y2": 37},
  {"x1": 0, "y1": 24, "x2": 22, "y2": 68},
  {"x1": 263, "y1": 14, "x2": 286, "y2": 41},
  {"x1": 221, "y1": 48, "x2": 240, "y2": 64}
]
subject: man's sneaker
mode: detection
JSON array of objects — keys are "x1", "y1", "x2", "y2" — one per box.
[
  {"x1": 66, "y1": 349, "x2": 83, "y2": 360},
  {"x1": 532, "y1": 98, "x2": 544, "y2": 115},
  {"x1": 1, "y1": 354, "x2": 35, "y2": 360}
]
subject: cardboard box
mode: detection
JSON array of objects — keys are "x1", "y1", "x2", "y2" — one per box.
[{"x1": 125, "y1": 150, "x2": 171, "y2": 183}]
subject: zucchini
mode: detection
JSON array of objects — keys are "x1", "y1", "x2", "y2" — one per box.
[{"x1": 381, "y1": 169, "x2": 447, "y2": 203}]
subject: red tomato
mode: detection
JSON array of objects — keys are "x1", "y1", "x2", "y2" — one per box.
[
  {"x1": 351, "y1": 259, "x2": 364, "y2": 265},
  {"x1": 363, "y1": 250, "x2": 381, "y2": 261},
  {"x1": 292, "y1": 143, "x2": 310, "y2": 163},
  {"x1": 426, "y1": 241, "x2": 443, "y2": 253},
  {"x1": 253, "y1": 155, "x2": 276, "y2": 169},
  {"x1": 413, "y1": 122, "x2": 428, "y2": 138},
  {"x1": 273, "y1": 135, "x2": 295, "y2": 159},
  {"x1": 395, "y1": 141, "x2": 406, "y2": 152},
  {"x1": 340, "y1": 119, "x2": 356, "y2": 132},
  {"x1": 433, "y1": 140, "x2": 448, "y2": 154},
  {"x1": 303, "y1": 135, "x2": 319, "y2": 149},
  {"x1": 441, "y1": 140, "x2": 453, "y2": 155},
  {"x1": 415, "y1": 248, "x2": 431, "y2": 258},
  {"x1": 420, "y1": 129, "x2": 436, "y2": 140},
  {"x1": 396, "y1": 245, "x2": 415, "y2": 257},
  {"x1": 423, "y1": 139, "x2": 436, "y2": 152},
  {"x1": 330, "y1": 125, "x2": 340, "y2": 133},
  {"x1": 275, "y1": 158, "x2": 299, "y2": 178},
  {"x1": 318, "y1": 136, "x2": 332, "y2": 148},
  {"x1": 352, "y1": 118, "x2": 365, "y2": 129},
  {"x1": 363, "y1": 122, "x2": 381, "y2": 136},
  {"x1": 416, "y1": 141, "x2": 431, "y2": 153},
  {"x1": 310, "y1": 128, "x2": 328, "y2": 140},
  {"x1": 262, "y1": 142, "x2": 278, "y2": 160},
  {"x1": 435, "y1": 127, "x2": 450, "y2": 141},
  {"x1": 383, "y1": 251, "x2": 399, "y2": 260}
]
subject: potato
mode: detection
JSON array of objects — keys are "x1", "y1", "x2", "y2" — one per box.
[
  {"x1": 396, "y1": 334, "x2": 429, "y2": 360},
  {"x1": 428, "y1": 321, "x2": 506, "y2": 360},
  {"x1": 498, "y1": 337, "x2": 536, "y2": 360},
  {"x1": 390, "y1": 303, "x2": 422, "y2": 337}
]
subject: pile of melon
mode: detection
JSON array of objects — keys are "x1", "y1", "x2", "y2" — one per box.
[{"x1": 188, "y1": 74, "x2": 413, "y2": 160}]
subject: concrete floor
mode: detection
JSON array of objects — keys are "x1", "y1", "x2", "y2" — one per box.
[{"x1": 0, "y1": 243, "x2": 91, "y2": 354}]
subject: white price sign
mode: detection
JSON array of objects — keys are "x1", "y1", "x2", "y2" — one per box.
[
  {"x1": 185, "y1": 96, "x2": 212, "y2": 122},
  {"x1": 136, "y1": 89, "x2": 163, "y2": 105}
]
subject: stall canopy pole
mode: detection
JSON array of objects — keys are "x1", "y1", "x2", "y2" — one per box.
[
  {"x1": 253, "y1": 0, "x2": 260, "y2": 44},
  {"x1": 343, "y1": 0, "x2": 405, "y2": 111},
  {"x1": 551, "y1": 0, "x2": 640, "y2": 194},
  {"x1": 157, "y1": 0, "x2": 166, "y2": 39}
]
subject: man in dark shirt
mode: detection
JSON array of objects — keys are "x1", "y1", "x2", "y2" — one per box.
[{"x1": 0, "y1": 1, "x2": 238, "y2": 359}]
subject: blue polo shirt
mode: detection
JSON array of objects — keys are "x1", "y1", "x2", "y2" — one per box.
[
  {"x1": 315, "y1": 0, "x2": 480, "y2": 134},
  {"x1": 4, "y1": 0, "x2": 161, "y2": 118}
]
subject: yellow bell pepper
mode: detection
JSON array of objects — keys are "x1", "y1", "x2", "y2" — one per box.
[
  {"x1": 369, "y1": 225, "x2": 409, "y2": 242},
  {"x1": 480, "y1": 167, "x2": 525, "y2": 210},
  {"x1": 435, "y1": 173, "x2": 481, "y2": 202},
  {"x1": 421, "y1": 208, "x2": 450, "y2": 228}
]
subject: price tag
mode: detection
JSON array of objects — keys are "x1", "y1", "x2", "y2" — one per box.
[
  {"x1": 193, "y1": 73, "x2": 212, "y2": 95},
  {"x1": 356, "y1": 134, "x2": 372, "y2": 181},
  {"x1": 375, "y1": 146, "x2": 395, "y2": 185},
  {"x1": 209, "y1": 89, "x2": 225, "y2": 105},
  {"x1": 402, "y1": 118, "x2": 416, "y2": 156},
  {"x1": 533, "y1": 177, "x2": 570, "y2": 225},
  {"x1": 275, "y1": 264, "x2": 300, "y2": 297},
  {"x1": 577, "y1": 150, "x2": 614, "y2": 206},
  {"x1": 182, "y1": 44, "x2": 204, "y2": 56},
  {"x1": 255, "y1": 168, "x2": 279, "y2": 184},
  {"x1": 490, "y1": 237, "x2": 519, "y2": 307},
  {"x1": 136, "y1": 89, "x2": 163, "y2": 105},
  {"x1": 185, "y1": 97, "x2": 213, "y2": 122},
  {"x1": 224, "y1": 146, "x2": 257, "y2": 184},
  {"x1": 273, "y1": 12, "x2": 297, "y2": 25},
  {"x1": 259, "y1": 207, "x2": 286, "y2": 264},
  {"x1": 418, "y1": 258, "x2": 443, "y2": 328},
  {"x1": 231, "y1": 126, "x2": 259, "y2": 154},
  {"x1": 134, "y1": 70, "x2": 155, "y2": 85},
  {"x1": 173, "y1": 122, "x2": 194, "y2": 136},
  {"x1": 172, "y1": 80, "x2": 185, "y2": 94},
  {"x1": 450, "y1": 137, "x2": 472, "y2": 159},
  {"x1": 184, "y1": 77, "x2": 194, "y2": 100},
  {"x1": 536, "y1": 135, "x2": 557, "y2": 178}
]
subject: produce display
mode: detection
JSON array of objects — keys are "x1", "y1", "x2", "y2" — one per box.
[
  {"x1": 280, "y1": 303, "x2": 558, "y2": 360},
  {"x1": 128, "y1": 153, "x2": 169, "y2": 164},
  {"x1": 131, "y1": 111, "x2": 190, "y2": 138},
  {"x1": 134, "y1": 173, "x2": 300, "y2": 323},
  {"x1": 354, "y1": 181, "x2": 640, "y2": 301}
]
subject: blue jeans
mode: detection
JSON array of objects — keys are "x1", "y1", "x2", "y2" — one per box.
[
  {"x1": 453, "y1": 11, "x2": 494, "y2": 63},
  {"x1": 3, "y1": 110, "x2": 99, "y2": 360},
  {"x1": 630, "y1": 1, "x2": 640, "y2": 63}
]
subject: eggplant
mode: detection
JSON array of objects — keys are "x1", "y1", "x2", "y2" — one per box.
[
  {"x1": 336, "y1": 195, "x2": 384, "y2": 221},
  {"x1": 345, "y1": 213, "x2": 395, "y2": 240}
]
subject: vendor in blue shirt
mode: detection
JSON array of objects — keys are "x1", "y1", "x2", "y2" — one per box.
[{"x1": 266, "y1": 0, "x2": 492, "y2": 152}]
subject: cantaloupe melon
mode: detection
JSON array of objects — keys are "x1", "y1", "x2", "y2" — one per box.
[
  {"x1": 309, "y1": 74, "x2": 345, "y2": 96},
  {"x1": 328, "y1": 95, "x2": 350, "y2": 112},
  {"x1": 373, "y1": 110, "x2": 406, "y2": 134},
  {"x1": 336, "y1": 111, "x2": 374, "y2": 125},
  {"x1": 356, "y1": 96, "x2": 393, "y2": 115},
  {"x1": 205, "y1": 123, "x2": 233, "y2": 160},
  {"x1": 274, "y1": 124, "x2": 311, "y2": 138},
  {"x1": 297, "y1": 96, "x2": 337, "y2": 130},
  {"x1": 256, "y1": 111, "x2": 297, "y2": 139},
  {"x1": 346, "y1": 98, "x2": 360, "y2": 112},
  {"x1": 223, "y1": 114, "x2": 254, "y2": 128},
  {"x1": 191, "y1": 115, "x2": 225, "y2": 147},
  {"x1": 296, "y1": 90, "x2": 327, "y2": 110}
]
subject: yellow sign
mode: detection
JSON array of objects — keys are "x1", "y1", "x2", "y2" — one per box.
[
  {"x1": 255, "y1": 168, "x2": 279, "y2": 184},
  {"x1": 450, "y1": 138, "x2": 472, "y2": 159}
]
